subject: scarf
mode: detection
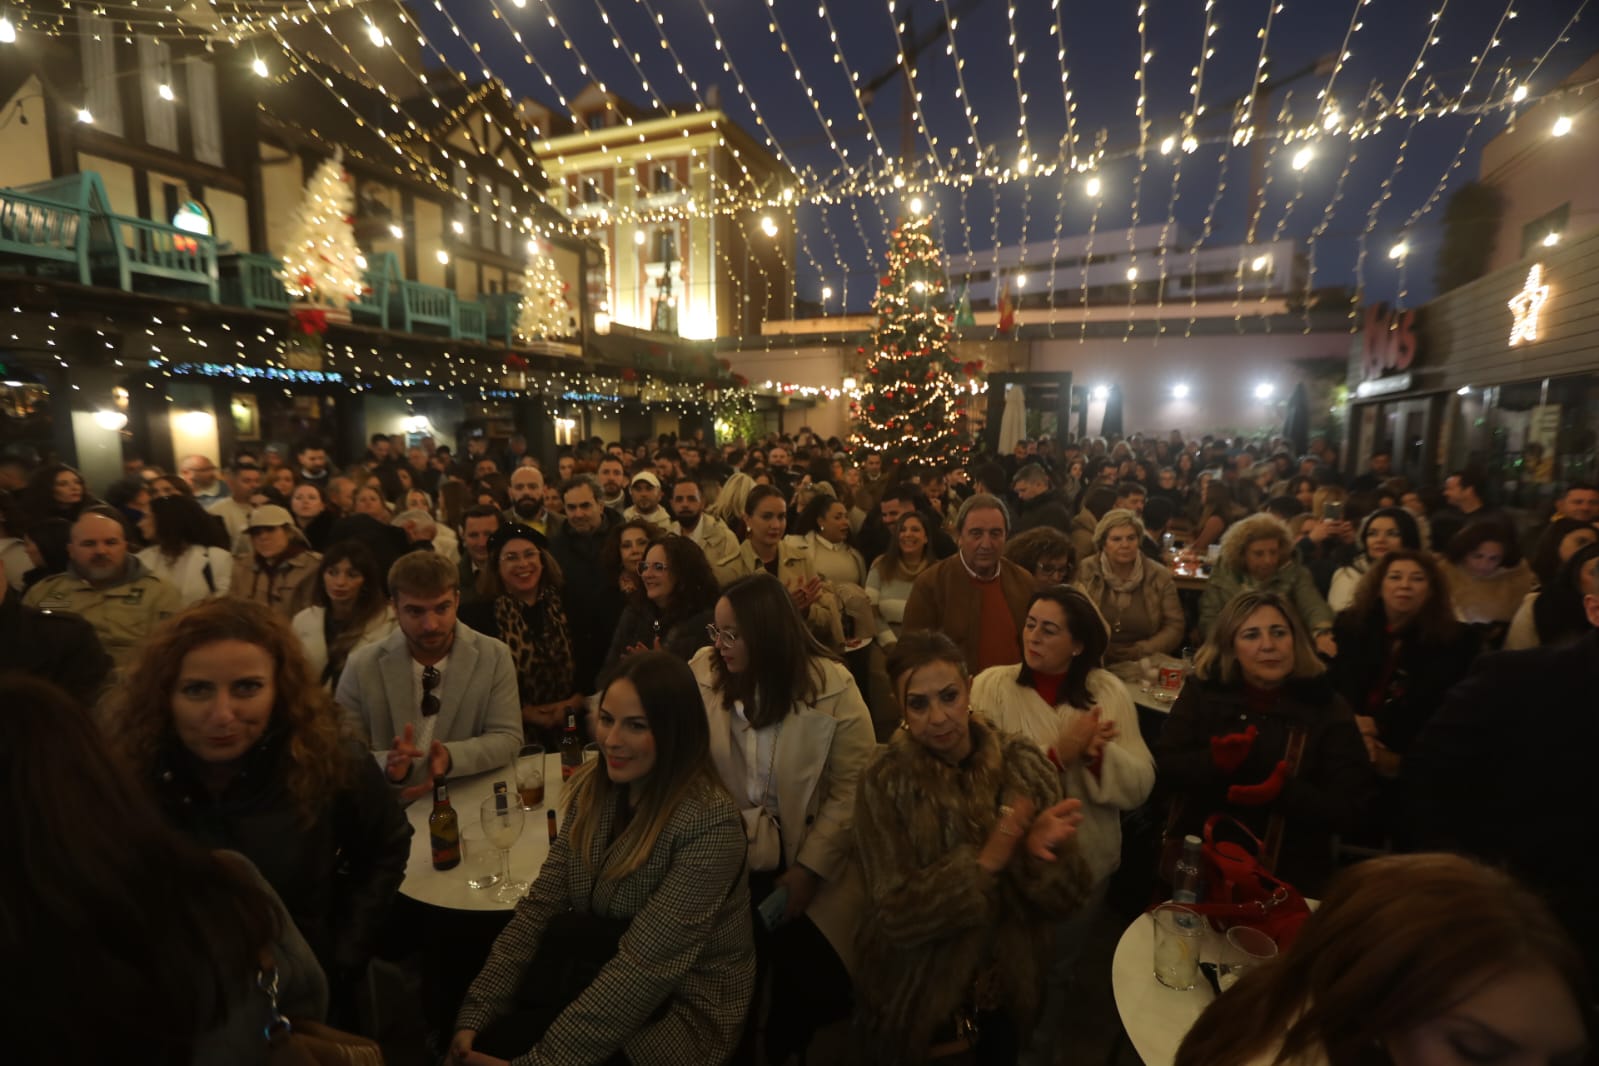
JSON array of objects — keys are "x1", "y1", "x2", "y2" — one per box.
[
  {"x1": 1100, "y1": 552, "x2": 1146, "y2": 618},
  {"x1": 493, "y1": 588, "x2": 575, "y2": 704}
]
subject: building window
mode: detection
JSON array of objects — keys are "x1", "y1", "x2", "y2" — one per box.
[
  {"x1": 77, "y1": 10, "x2": 123, "y2": 135},
  {"x1": 585, "y1": 111, "x2": 606, "y2": 131},
  {"x1": 185, "y1": 58, "x2": 223, "y2": 166},
  {"x1": 651, "y1": 165, "x2": 674, "y2": 193},
  {"x1": 651, "y1": 228, "x2": 676, "y2": 263},
  {"x1": 1520, "y1": 203, "x2": 1570, "y2": 259},
  {"x1": 138, "y1": 37, "x2": 178, "y2": 152},
  {"x1": 581, "y1": 178, "x2": 602, "y2": 205},
  {"x1": 498, "y1": 184, "x2": 513, "y2": 255}
]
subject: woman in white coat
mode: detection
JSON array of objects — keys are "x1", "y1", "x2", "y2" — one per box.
[
  {"x1": 971, "y1": 583, "x2": 1155, "y2": 1063},
  {"x1": 135, "y1": 494, "x2": 233, "y2": 607},
  {"x1": 291, "y1": 542, "x2": 396, "y2": 691},
  {"x1": 691, "y1": 572, "x2": 874, "y2": 1065}
]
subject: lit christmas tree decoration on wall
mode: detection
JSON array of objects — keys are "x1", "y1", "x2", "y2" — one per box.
[
  {"x1": 278, "y1": 150, "x2": 366, "y2": 311},
  {"x1": 515, "y1": 251, "x2": 573, "y2": 344}
]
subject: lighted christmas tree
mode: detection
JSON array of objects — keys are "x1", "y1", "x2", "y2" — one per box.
[
  {"x1": 515, "y1": 250, "x2": 571, "y2": 343},
  {"x1": 278, "y1": 150, "x2": 365, "y2": 309},
  {"x1": 849, "y1": 211, "x2": 967, "y2": 466}
]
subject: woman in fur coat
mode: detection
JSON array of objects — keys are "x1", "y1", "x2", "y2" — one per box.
[{"x1": 853, "y1": 631, "x2": 1091, "y2": 1065}]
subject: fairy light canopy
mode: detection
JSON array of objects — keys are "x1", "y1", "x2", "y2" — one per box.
[{"x1": 4, "y1": 0, "x2": 1593, "y2": 322}]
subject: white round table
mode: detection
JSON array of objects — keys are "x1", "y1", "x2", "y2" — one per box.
[
  {"x1": 1110, "y1": 912, "x2": 1216, "y2": 1066},
  {"x1": 400, "y1": 753, "x2": 567, "y2": 911},
  {"x1": 1122, "y1": 677, "x2": 1182, "y2": 715}
]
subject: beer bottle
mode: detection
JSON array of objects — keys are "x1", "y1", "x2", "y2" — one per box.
[
  {"x1": 429, "y1": 778, "x2": 461, "y2": 871},
  {"x1": 559, "y1": 709, "x2": 582, "y2": 780}
]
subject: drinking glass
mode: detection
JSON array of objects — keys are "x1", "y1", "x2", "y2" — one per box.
[
  {"x1": 1217, "y1": 925, "x2": 1278, "y2": 990},
  {"x1": 514, "y1": 744, "x2": 546, "y2": 810},
  {"x1": 479, "y1": 796, "x2": 528, "y2": 904},
  {"x1": 459, "y1": 825, "x2": 499, "y2": 890},
  {"x1": 583, "y1": 742, "x2": 601, "y2": 764},
  {"x1": 1152, "y1": 903, "x2": 1205, "y2": 990}
]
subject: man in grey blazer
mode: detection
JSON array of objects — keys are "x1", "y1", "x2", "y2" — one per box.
[{"x1": 336, "y1": 551, "x2": 522, "y2": 800}]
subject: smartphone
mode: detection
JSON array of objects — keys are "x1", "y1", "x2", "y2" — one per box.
[
  {"x1": 757, "y1": 885, "x2": 791, "y2": 932},
  {"x1": 1323, "y1": 500, "x2": 1344, "y2": 522}
]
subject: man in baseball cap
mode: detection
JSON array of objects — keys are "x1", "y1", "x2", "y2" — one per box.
[{"x1": 623, "y1": 469, "x2": 669, "y2": 530}]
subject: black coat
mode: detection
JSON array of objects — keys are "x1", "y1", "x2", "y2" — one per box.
[
  {"x1": 1155, "y1": 674, "x2": 1374, "y2": 894},
  {"x1": 0, "y1": 590, "x2": 112, "y2": 705},
  {"x1": 601, "y1": 600, "x2": 714, "y2": 682},
  {"x1": 1406, "y1": 628, "x2": 1599, "y2": 968},
  {"x1": 1016, "y1": 490, "x2": 1074, "y2": 533},
  {"x1": 549, "y1": 510, "x2": 625, "y2": 695},
  {"x1": 152, "y1": 731, "x2": 412, "y2": 977},
  {"x1": 1327, "y1": 612, "x2": 1479, "y2": 755}
]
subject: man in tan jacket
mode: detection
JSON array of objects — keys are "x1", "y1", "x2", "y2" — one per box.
[{"x1": 902, "y1": 494, "x2": 1033, "y2": 674}]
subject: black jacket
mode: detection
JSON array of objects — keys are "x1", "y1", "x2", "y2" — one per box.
[
  {"x1": 1155, "y1": 674, "x2": 1374, "y2": 894},
  {"x1": 548, "y1": 509, "x2": 625, "y2": 694},
  {"x1": 0, "y1": 589, "x2": 112, "y2": 705},
  {"x1": 601, "y1": 600, "x2": 714, "y2": 682},
  {"x1": 326, "y1": 513, "x2": 410, "y2": 587},
  {"x1": 152, "y1": 731, "x2": 412, "y2": 976},
  {"x1": 1016, "y1": 490, "x2": 1074, "y2": 533},
  {"x1": 1327, "y1": 611, "x2": 1478, "y2": 755},
  {"x1": 1406, "y1": 628, "x2": 1599, "y2": 967}
]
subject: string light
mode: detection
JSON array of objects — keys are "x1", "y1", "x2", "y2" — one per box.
[{"x1": 1552, "y1": 115, "x2": 1574, "y2": 136}]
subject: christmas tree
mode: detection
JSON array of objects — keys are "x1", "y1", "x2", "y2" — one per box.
[
  {"x1": 849, "y1": 211, "x2": 967, "y2": 466},
  {"x1": 278, "y1": 150, "x2": 365, "y2": 309},
  {"x1": 515, "y1": 250, "x2": 571, "y2": 343}
]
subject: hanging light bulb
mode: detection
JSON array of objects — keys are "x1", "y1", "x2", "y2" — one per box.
[
  {"x1": 1291, "y1": 146, "x2": 1313, "y2": 171},
  {"x1": 1085, "y1": 175, "x2": 1101, "y2": 197},
  {"x1": 1389, "y1": 240, "x2": 1408, "y2": 260},
  {"x1": 0, "y1": 16, "x2": 17, "y2": 44},
  {"x1": 251, "y1": 56, "x2": 268, "y2": 78},
  {"x1": 1511, "y1": 84, "x2": 1529, "y2": 103},
  {"x1": 1159, "y1": 135, "x2": 1176, "y2": 155},
  {"x1": 366, "y1": 19, "x2": 384, "y2": 46},
  {"x1": 389, "y1": 224, "x2": 404, "y2": 239},
  {"x1": 77, "y1": 107, "x2": 93, "y2": 124},
  {"x1": 909, "y1": 196, "x2": 924, "y2": 215},
  {"x1": 158, "y1": 83, "x2": 175, "y2": 102},
  {"x1": 1552, "y1": 115, "x2": 1573, "y2": 137}
]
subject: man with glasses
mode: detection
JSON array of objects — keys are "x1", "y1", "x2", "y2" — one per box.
[
  {"x1": 336, "y1": 552, "x2": 521, "y2": 800},
  {"x1": 902, "y1": 494, "x2": 1033, "y2": 674}
]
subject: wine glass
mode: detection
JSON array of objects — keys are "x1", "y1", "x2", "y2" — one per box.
[{"x1": 479, "y1": 796, "x2": 528, "y2": 904}]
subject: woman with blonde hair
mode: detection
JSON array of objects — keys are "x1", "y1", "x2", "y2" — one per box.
[
  {"x1": 110, "y1": 598, "x2": 411, "y2": 1020},
  {"x1": 1200, "y1": 513, "x2": 1336, "y2": 655},
  {"x1": 707, "y1": 470, "x2": 756, "y2": 541},
  {"x1": 1155, "y1": 589, "x2": 1372, "y2": 892},
  {"x1": 1075, "y1": 508, "x2": 1185, "y2": 666},
  {"x1": 451, "y1": 652, "x2": 754, "y2": 1065},
  {"x1": 1176, "y1": 853, "x2": 1591, "y2": 1066}
]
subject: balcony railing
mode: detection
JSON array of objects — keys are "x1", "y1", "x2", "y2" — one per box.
[{"x1": 2, "y1": 172, "x2": 512, "y2": 343}]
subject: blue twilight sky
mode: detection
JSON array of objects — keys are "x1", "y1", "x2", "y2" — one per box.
[{"x1": 407, "y1": 0, "x2": 1596, "y2": 312}]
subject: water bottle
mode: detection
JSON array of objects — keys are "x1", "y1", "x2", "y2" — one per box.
[{"x1": 1172, "y1": 835, "x2": 1203, "y2": 904}]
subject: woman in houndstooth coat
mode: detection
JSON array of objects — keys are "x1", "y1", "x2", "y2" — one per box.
[{"x1": 452, "y1": 652, "x2": 755, "y2": 1066}]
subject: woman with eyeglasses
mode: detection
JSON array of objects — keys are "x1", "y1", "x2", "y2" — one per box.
[
  {"x1": 691, "y1": 572, "x2": 874, "y2": 1063},
  {"x1": 601, "y1": 534, "x2": 719, "y2": 678},
  {"x1": 459, "y1": 524, "x2": 581, "y2": 748},
  {"x1": 601, "y1": 518, "x2": 663, "y2": 598},
  {"x1": 1003, "y1": 526, "x2": 1078, "y2": 592},
  {"x1": 109, "y1": 598, "x2": 411, "y2": 1026}
]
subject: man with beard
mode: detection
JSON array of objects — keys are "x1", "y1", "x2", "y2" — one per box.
[
  {"x1": 623, "y1": 470, "x2": 670, "y2": 530},
  {"x1": 668, "y1": 478, "x2": 740, "y2": 584},
  {"x1": 295, "y1": 440, "x2": 331, "y2": 489},
  {"x1": 23, "y1": 506, "x2": 179, "y2": 670},
  {"x1": 504, "y1": 466, "x2": 560, "y2": 536},
  {"x1": 549, "y1": 475, "x2": 625, "y2": 695},
  {"x1": 337, "y1": 552, "x2": 521, "y2": 799},
  {"x1": 595, "y1": 454, "x2": 629, "y2": 512}
]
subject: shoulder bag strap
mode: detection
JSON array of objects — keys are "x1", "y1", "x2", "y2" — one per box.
[{"x1": 1260, "y1": 727, "x2": 1308, "y2": 871}]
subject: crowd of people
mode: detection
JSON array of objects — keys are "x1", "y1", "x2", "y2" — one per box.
[{"x1": 2, "y1": 424, "x2": 1595, "y2": 1065}]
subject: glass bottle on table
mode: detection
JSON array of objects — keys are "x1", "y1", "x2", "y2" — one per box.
[
  {"x1": 480, "y1": 794, "x2": 528, "y2": 904},
  {"x1": 428, "y1": 778, "x2": 460, "y2": 871},
  {"x1": 1172, "y1": 835, "x2": 1203, "y2": 904},
  {"x1": 559, "y1": 708, "x2": 582, "y2": 780}
]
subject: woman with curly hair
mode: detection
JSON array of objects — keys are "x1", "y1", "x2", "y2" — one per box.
[
  {"x1": 109, "y1": 598, "x2": 411, "y2": 1021},
  {"x1": 601, "y1": 533, "x2": 719, "y2": 678},
  {"x1": 1200, "y1": 513, "x2": 1336, "y2": 655},
  {"x1": 601, "y1": 517, "x2": 664, "y2": 597},
  {"x1": 1439, "y1": 519, "x2": 1536, "y2": 646}
]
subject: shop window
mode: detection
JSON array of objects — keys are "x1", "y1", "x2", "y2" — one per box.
[{"x1": 78, "y1": 10, "x2": 124, "y2": 135}]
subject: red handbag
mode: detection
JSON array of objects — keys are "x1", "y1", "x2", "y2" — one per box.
[{"x1": 1183, "y1": 813, "x2": 1312, "y2": 949}]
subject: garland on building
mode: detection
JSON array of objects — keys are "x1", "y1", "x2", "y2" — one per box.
[
  {"x1": 278, "y1": 150, "x2": 366, "y2": 310},
  {"x1": 849, "y1": 211, "x2": 967, "y2": 466},
  {"x1": 515, "y1": 252, "x2": 573, "y2": 343}
]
